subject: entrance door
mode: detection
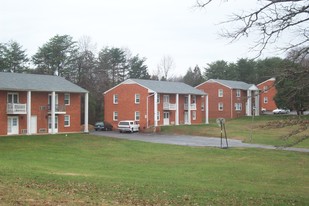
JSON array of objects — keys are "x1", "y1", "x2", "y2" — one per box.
[
  {"x1": 48, "y1": 116, "x2": 58, "y2": 133},
  {"x1": 30, "y1": 115, "x2": 37, "y2": 134},
  {"x1": 184, "y1": 112, "x2": 189, "y2": 124},
  {"x1": 163, "y1": 112, "x2": 170, "y2": 125},
  {"x1": 8, "y1": 116, "x2": 19, "y2": 135}
]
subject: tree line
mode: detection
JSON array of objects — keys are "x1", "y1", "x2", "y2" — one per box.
[{"x1": 1, "y1": 35, "x2": 308, "y2": 123}]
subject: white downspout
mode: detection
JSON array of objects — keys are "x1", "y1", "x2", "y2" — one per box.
[
  {"x1": 26, "y1": 91, "x2": 31, "y2": 135},
  {"x1": 84, "y1": 92, "x2": 89, "y2": 133}
]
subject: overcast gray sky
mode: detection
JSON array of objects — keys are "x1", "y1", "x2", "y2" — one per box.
[{"x1": 1, "y1": 0, "x2": 284, "y2": 76}]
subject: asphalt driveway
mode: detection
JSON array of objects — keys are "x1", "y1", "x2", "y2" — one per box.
[{"x1": 92, "y1": 131, "x2": 309, "y2": 153}]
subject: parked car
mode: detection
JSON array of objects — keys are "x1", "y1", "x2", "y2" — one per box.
[
  {"x1": 94, "y1": 121, "x2": 113, "y2": 131},
  {"x1": 272, "y1": 108, "x2": 290, "y2": 114},
  {"x1": 118, "y1": 120, "x2": 140, "y2": 133}
]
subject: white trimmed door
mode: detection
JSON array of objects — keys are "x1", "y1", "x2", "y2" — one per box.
[
  {"x1": 163, "y1": 112, "x2": 170, "y2": 125},
  {"x1": 8, "y1": 116, "x2": 19, "y2": 135},
  {"x1": 30, "y1": 115, "x2": 37, "y2": 134},
  {"x1": 184, "y1": 112, "x2": 189, "y2": 124},
  {"x1": 48, "y1": 116, "x2": 58, "y2": 133}
]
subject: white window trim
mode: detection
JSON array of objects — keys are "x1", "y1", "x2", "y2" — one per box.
[
  {"x1": 135, "y1": 94, "x2": 140, "y2": 104},
  {"x1": 235, "y1": 103, "x2": 242, "y2": 111},
  {"x1": 7, "y1": 92, "x2": 19, "y2": 103},
  {"x1": 113, "y1": 94, "x2": 118, "y2": 104},
  {"x1": 264, "y1": 86, "x2": 268, "y2": 93},
  {"x1": 135, "y1": 111, "x2": 140, "y2": 121},
  {"x1": 64, "y1": 115, "x2": 70, "y2": 127},
  {"x1": 264, "y1": 97, "x2": 268, "y2": 104},
  {"x1": 218, "y1": 89, "x2": 223, "y2": 97},
  {"x1": 157, "y1": 94, "x2": 160, "y2": 104},
  {"x1": 113, "y1": 111, "x2": 118, "y2": 121},
  {"x1": 157, "y1": 111, "x2": 160, "y2": 121},
  {"x1": 64, "y1": 93, "x2": 70, "y2": 105},
  {"x1": 236, "y1": 89, "x2": 241, "y2": 97},
  {"x1": 218, "y1": 102, "x2": 223, "y2": 111}
]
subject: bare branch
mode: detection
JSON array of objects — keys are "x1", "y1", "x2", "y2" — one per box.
[{"x1": 197, "y1": 0, "x2": 309, "y2": 58}]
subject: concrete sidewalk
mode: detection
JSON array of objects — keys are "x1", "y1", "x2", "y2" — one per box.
[{"x1": 92, "y1": 131, "x2": 309, "y2": 153}]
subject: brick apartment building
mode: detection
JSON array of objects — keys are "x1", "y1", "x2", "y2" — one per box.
[
  {"x1": 0, "y1": 72, "x2": 89, "y2": 136},
  {"x1": 196, "y1": 79, "x2": 260, "y2": 119},
  {"x1": 257, "y1": 78, "x2": 278, "y2": 112},
  {"x1": 104, "y1": 79, "x2": 209, "y2": 130}
]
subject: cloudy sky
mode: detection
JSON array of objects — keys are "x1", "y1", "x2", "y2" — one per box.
[{"x1": 1, "y1": 0, "x2": 284, "y2": 76}]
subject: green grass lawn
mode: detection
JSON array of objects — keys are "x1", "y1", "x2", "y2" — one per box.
[
  {"x1": 160, "y1": 115, "x2": 309, "y2": 148},
  {"x1": 0, "y1": 134, "x2": 308, "y2": 205}
]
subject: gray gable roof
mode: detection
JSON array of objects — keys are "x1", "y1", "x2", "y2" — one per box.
[
  {"x1": 126, "y1": 79, "x2": 206, "y2": 95},
  {"x1": 207, "y1": 79, "x2": 257, "y2": 90},
  {"x1": 0, "y1": 72, "x2": 88, "y2": 93}
]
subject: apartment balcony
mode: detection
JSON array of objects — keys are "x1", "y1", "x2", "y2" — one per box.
[
  {"x1": 163, "y1": 102, "x2": 177, "y2": 110},
  {"x1": 48, "y1": 104, "x2": 66, "y2": 114},
  {"x1": 184, "y1": 103, "x2": 197, "y2": 110},
  {"x1": 7, "y1": 103, "x2": 27, "y2": 114}
]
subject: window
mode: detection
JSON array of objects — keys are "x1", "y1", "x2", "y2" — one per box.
[
  {"x1": 192, "y1": 111, "x2": 196, "y2": 120},
  {"x1": 157, "y1": 94, "x2": 160, "y2": 104},
  {"x1": 135, "y1": 94, "x2": 140, "y2": 104},
  {"x1": 113, "y1": 111, "x2": 118, "y2": 121},
  {"x1": 135, "y1": 111, "x2": 140, "y2": 121},
  {"x1": 64, "y1": 115, "x2": 70, "y2": 127},
  {"x1": 264, "y1": 86, "x2": 269, "y2": 93},
  {"x1": 264, "y1": 97, "x2": 268, "y2": 104},
  {"x1": 235, "y1": 103, "x2": 242, "y2": 111},
  {"x1": 201, "y1": 101, "x2": 205, "y2": 111},
  {"x1": 64, "y1": 93, "x2": 70, "y2": 105},
  {"x1": 48, "y1": 94, "x2": 59, "y2": 105},
  {"x1": 192, "y1": 95, "x2": 196, "y2": 103},
  {"x1": 7, "y1": 93, "x2": 19, "y2": 103},
  {"x1": 218, "y1": 102, "x2": 224, "y2": 111},
  {"x1": 157, "y1": 111, "x2": 160, "y2": 121},
  {"x1": 236, "y1": 89, "x2": 241, "y2": 97},
  {"x1": 113, "y1": 94, "x2": 118, "y2": 104},
  {"x1": 218, "y1": 89, "x2": 223, "y2": 97}
]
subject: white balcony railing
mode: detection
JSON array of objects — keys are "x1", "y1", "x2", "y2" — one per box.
[
  {"x1": 163, "y1": 102, "x2": 177, "y2": 110},
  {"x1": 48, "y1": 104, "x2": 66, "y2": 114},
  {"x1": 184, "y1": 103, "x2": 197, "y2": 110},
  {"x1": 7, "y1": 103, "x2": 27, "y2": 114}
]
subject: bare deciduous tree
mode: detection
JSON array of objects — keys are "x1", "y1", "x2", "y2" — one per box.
[
  {"x1": 196, "y1": 0, "x2": 309, "y2": 59},
  {"x1": 157, "y1": 55, "x2": 175, "y2": 80}
]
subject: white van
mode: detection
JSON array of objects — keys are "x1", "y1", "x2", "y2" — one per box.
[{"x1": 118, "y1": 120, "x2": 140, "y2": 133}]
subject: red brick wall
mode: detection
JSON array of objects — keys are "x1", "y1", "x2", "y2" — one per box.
[
  {"x1": 104, "y1": 84, "x2": 205, "y2": 130},
  {"x1": 0, "y1": 91, "x2": 82, "y2": 136},
  {"x1": 197, "y1": 82, "x2": 232, "y2": 119},
  {"x1": 197, "y1": 82, "x2": 248, "y2": 119},
  {"x1": 104, "y1": 84, "x2": 149, "y2": 130},
  {"x1": 230, "y1": 89, "x2": 247, "y2": 118},
  {"x1": 258, "y1": 79, "x2": 277, "y2": 111}
]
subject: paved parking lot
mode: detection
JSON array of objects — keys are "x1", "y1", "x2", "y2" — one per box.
[{"x1": 92, "y1": 131, "x2": 309, "y2": 153}]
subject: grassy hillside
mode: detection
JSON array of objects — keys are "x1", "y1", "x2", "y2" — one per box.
[
  {"x1": 160, "y1": 115, "x2": 309, "y2": 148},
  {"x1": 0, "y1": 134, "x2": 308, "y2": 205}
]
